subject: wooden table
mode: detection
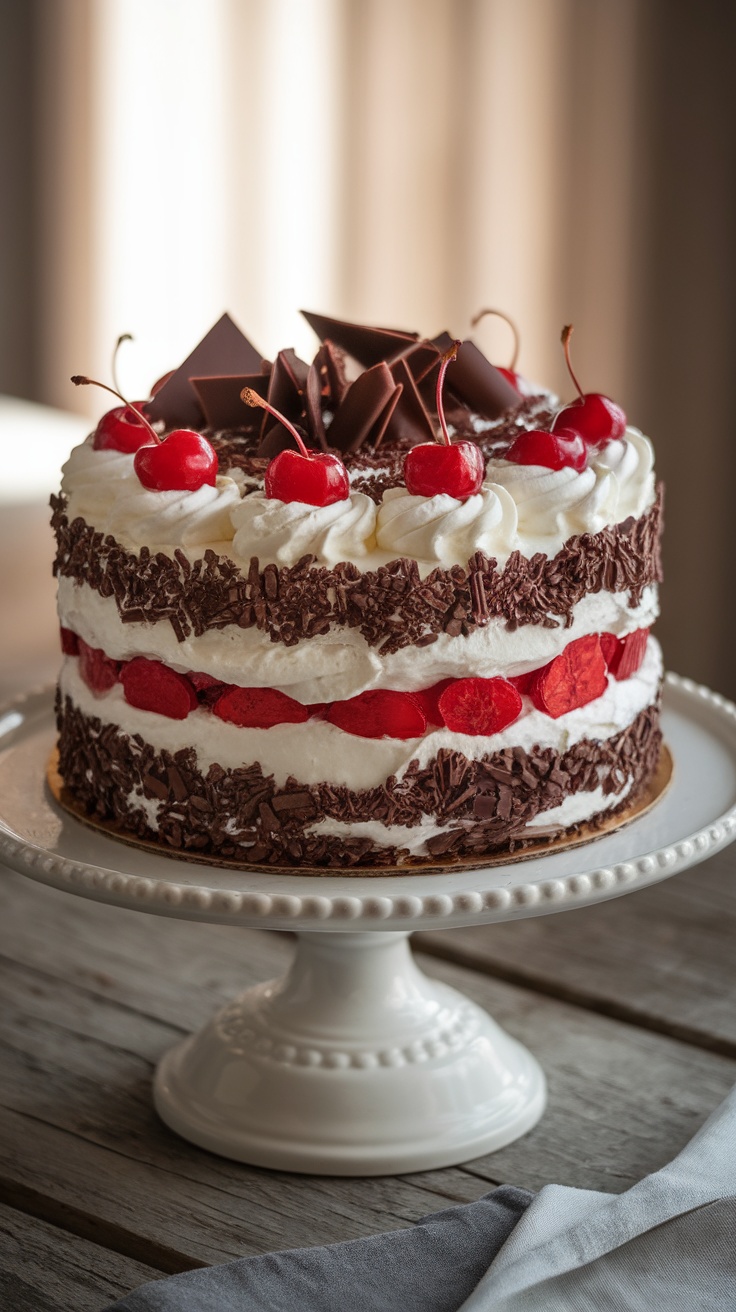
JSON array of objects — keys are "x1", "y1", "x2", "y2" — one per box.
[{"x1": 1, "y1": 842, "x2": 735, "y2": 1309}]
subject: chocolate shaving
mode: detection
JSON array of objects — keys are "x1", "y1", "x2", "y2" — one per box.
[
  {"x1": 51, "y1": 488, "x2": 663, "y2": 651},
  {"x1": 447, "y1": 339, "x2": 521, "y2": 417},
  {"x1": 257, "y1": 349, "x2": 310, "y2": 454},
  {"x1": 56, "y1": 694, "x2": 661, "y2": 869},
  {"x1": 386, "y1": 357, "x2": 436, "y2": 445},
  {"x1": 146, "y1": 313, "x2": 263, "y2": 429}
]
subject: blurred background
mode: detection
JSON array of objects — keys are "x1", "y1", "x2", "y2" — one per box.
[{"x1": 1, "y1": 0, "x2": 735, "y2": 700}]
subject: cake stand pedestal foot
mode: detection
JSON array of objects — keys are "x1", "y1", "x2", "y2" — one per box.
[{"x1": 153, "y1": 930, "x2": 545, "y2": 1175}]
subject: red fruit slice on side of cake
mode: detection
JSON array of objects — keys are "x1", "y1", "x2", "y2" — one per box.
[
  {"x1": 213, "y1": 686, "x2": 309, "y2": 728},
  {"x1": 601, "y1": 628, "x2": 650, "y2": 681},
  {"x1": 77, "y1": 637, "x2": 120, "y2": 693},
  {"x1": 121, "y1": 658, "x2": 198, "y2": 719},
  {"x1": 412, "y1": 679, "x2": 455, "y2": 727},
  {"x1": 508, "y1": 670, "x2": 536, "y2": 695},
  {"x1": 438, "y1": 677, "x2": 522, "y2": 736},
  {"x1": 529, "y1": 633, "x2": 608, "y2": 719},
  {"x1": 326, "y1": 690, "x2": 427, "y2": 739},
  {"x1": 60, "y1": 626, "x2": 79, "y2": 656}
]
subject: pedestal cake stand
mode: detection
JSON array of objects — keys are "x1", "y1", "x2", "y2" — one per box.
[{"x1": 1, "y1": 674, "x2": 735, "y2": 1175}]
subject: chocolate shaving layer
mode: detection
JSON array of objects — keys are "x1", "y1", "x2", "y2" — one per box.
[
  {"x1": 56, "y1": 695, "x2": 661, "y2": 869},
  {"x1": 51, "y1": 487, "x2": 663, "y2": 650}
]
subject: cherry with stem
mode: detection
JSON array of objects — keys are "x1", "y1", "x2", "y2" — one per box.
[
  {"x1": 551, "y1": 324, "x2": 627, "y2": 445},
  {"x1": 403, "y1": 340, "x2": 485, "y2": 500},
  {"x1": 242, "y1": 387, "x2": 350, "y2": 508}
]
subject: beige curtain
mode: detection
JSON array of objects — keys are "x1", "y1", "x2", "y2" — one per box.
[{"x1": 17, "y1": 0, "x2": 736, "y2": 697}]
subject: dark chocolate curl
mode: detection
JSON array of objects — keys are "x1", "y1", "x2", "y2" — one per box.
[
  {"x1": 146, "y1": 313, "x2": 263, "y2": 429},
  {"x1": 326, "y1": 363, "x2": 401, "y2": 453},
  {"x1": 191, "y1": 372, "x2": 269, "y2": 430},
  {"x1": 447, "y1": 340, "x2": 520, "y2": 416},
  {"x1": 301, "y1": 310, "x2": 418, "y2": 367}
]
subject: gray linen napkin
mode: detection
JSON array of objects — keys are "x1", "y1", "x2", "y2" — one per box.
[
  {"x1": 105, "y1": 1185, "x2": 532, "y2": 1312},
  {"x1": 458, "y1": 1082, "x2": 736, "y2": 1311}
]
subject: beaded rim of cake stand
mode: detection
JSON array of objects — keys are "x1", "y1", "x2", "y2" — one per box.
[{"x1": 0, "y1": 672, "x2": 734, "y2": 925}]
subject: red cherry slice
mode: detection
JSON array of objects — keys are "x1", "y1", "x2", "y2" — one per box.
[
  {"x1": 529, "y1": 634, "x2": 608, "y2": 718},
  {"x1": 438, "y1": 677, "x2": 522, "y2": 736},
  {"x1": 121, "y1": 658, "x2": 198, "y2": 720},
  {"x1": 601, "y1": 628, "x2": 649, "y2": 681},
  {"x1": 77, "y1": 637, "x2": 120, "y2": 693},
  {"x1": 326, "y1": 690, "x2": 426, "y2": 739},
  {"x1": 134, "y1": 430, "x2": 218, "y2": 491},
  {"x1": 505, "y1": 429, "x2": 587, "y2": 472},
  {"x1": 93, "y1": 403, "x2": 152, "y2": 453},
  {"x1": 412, "y1": 679, "x2": 455, "y2": 727},
  {"x1": 403, "y1": 440, "x2": 485, "y2": 500},
  {"x1": 265, "y1": 449, "x2": 350, "y2": 507},
  {"x1": 551, "y1": 394, "x2": 626, "y2": 446},
  {"x1": 213, "y1": 686, "x2": 309, "y2": 728},
  {"x1": 508, "y1": 670, "x2": 536, "y2": 695},
  {"x1": 60, "y1": 626, "x2": 79, "y2": 656}
]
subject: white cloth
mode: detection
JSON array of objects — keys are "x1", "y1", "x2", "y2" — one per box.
[{"x1": 459, "y1": 1083, "x2": 736, "y2": 1311}]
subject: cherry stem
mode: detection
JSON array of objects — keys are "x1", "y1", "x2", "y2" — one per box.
[
  {"x1": 241, "y1": 388, "x2": 311, "y2": 459},
  {"x1": 470, "y1": 308, "x2": 520, "y2": 370},
  {"x1": 70, "y1": 375, "x2": 160, "y2": 443},
  {"x1": 111, "y1": 333, "x2": 133, "y2": 395},
  {"x1": 436, "y1": 340, "x2": 461, "y2": 446},
  {"x1": 561, "y1": 324, "x2": 584, "y2": 399}
]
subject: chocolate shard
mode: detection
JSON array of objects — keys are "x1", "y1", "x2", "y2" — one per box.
[
  {"x1": 305, "y1": 363, "x2": 328, "y2": 450},
  {"x1": 301, "y1": 310, "x2": 418, "y2": 367},
  {"x1": 386, "y1": 357, "x2": 436, "y2": 444},
  {"x1": 446, "y1": 340, "x2": 520, "y2": 417},
  {"x1": 257, "y1": 349, "x2": 311, "y2": 455},
  {"x1": 326, "y1": 363, "x2": 401, "y2": 453},
  {"x1": 146, "y1": 313, "x2": 264, "y2": 429},
  {"x1": 191, "y1": 372, "x2": 269, "y2": 430},
  {"x1": 313, "y1": 340, "x2": 349, "y2": 409}
]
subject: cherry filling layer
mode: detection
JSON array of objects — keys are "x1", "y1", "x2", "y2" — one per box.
[{"x1": 60, "y1": 626, "x2": 651, "y2": 740}]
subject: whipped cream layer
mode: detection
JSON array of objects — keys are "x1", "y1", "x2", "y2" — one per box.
[
  {"x1": 58, "y1": 636, "x2": 662, "y2": 792},
  {"x1": 60, "y1": 427, "x2": 656, "y2": 573},
  {"x1": 58, "y1": 575, "x2": 659, "y2": 704}
]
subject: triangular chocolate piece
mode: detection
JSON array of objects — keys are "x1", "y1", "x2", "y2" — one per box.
[
  {"x1": 326, "y1": 363, "x2": 401, "y2": 453},
  {"x1": 446, "y1": 340, "x2": 520, "y2": 416},
  {"x1": 301, "y1": 311, "x2": 418, "y2": 368},
  {"x1": 147, "y1": 313, "x2": 263, "y2": 429},
  {"x1": 191, "y1": 373, "x2": 269, "y2": 430}
]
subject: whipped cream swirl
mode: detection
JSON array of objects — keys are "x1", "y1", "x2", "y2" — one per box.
[
  {"x1": 591, "y1": 428, "x2": 655, "y2": 521},
  {"x1": 230, "y1": 491, "x2": 378, "y2": 567},
  {"x1": 62, "y1": 436, "x2": 241, "y2": 551},
  {"x1": 483, "y1": 459, "x2": 618, "y2": 543},
  {"x1": 375, "y1": 485, "x2": 518, "y2": 571}
]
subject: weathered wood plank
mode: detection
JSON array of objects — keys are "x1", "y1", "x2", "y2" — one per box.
[
  {"x1": 0, "y1": 871, "x2": 733, "y2": 1275},
  {"x1": 417, "y1": 845, "x2": 736, "y2": 1056},
  {"x1": 0, "y1": 1200, "x2": 161, "y2": 1312}
]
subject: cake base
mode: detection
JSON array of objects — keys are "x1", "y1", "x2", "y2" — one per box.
[{"x1": 47, "y1": 745, "x2": 673, "y2": 877}]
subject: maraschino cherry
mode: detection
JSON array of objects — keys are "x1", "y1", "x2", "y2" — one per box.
[
  {"x1": 72, "y1": 376, "x2": 217, "y2": 491},
  {"x1": 91, "y1": 335, "x2": 152, "y2": 453},
  {"x1": 505, "y1": 426, "x2": 587, "y2": 472},
  {"x1": 241, "y1": 388, "x2": 349, "y2": 507},
  {"x1": 403, "y1": 341, "x2": 484, "y2": 500},
  {"x1": 551, "y1": 324, "x2": 627, "y2": 445},
  {"x1": 470, "y1": 308, "x2": 522, "y2": 391}
]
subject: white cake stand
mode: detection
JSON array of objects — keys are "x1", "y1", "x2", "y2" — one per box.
[{"x1": 1, "y1": 673, "x2": 735, "y2": 1175}]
